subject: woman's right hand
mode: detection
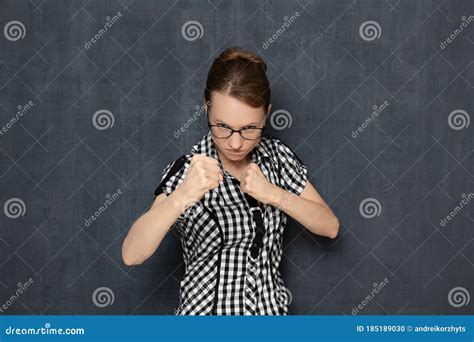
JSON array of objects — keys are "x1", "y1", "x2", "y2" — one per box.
[{"x1": 174, "y1": 154, "x2": 223, "y2": 210}]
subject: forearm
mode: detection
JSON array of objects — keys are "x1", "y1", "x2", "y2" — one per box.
[
  {"x1": 269, "y1": 185, "x2": 339, "y2": 238},
  {"x1": 122, "y1": 190, "x2": 185, "y2": 265}
]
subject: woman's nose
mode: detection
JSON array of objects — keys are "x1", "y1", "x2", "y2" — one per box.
[{"x1": 228, "y1": 131, "x2": 244, "y2": 148}]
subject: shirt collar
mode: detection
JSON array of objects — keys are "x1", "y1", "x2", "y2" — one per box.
[{"x1": 190, "y1": 131, "x2": 271, "y2": 172}]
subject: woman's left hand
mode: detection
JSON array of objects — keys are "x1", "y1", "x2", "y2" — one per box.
[{"x1": 240, "y1": 163, "x2": 278, "y2": 205}]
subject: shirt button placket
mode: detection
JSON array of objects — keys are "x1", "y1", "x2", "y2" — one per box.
[{"x1": 244, "y1": 256, "x2": 259, "y2": 315}]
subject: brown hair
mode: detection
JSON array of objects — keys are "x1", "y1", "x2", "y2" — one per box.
[{"x1": 204, "y1": 47, "x2": 270, "y2": 111}]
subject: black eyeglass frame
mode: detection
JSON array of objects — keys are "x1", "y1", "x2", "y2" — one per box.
[{"x1": 205, "y1": 103, "x2": 267, "y2": 140}]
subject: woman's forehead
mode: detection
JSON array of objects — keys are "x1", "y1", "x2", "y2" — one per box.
[{"x1": 209, "y1": 92, "x2": 266, "y2": 125}]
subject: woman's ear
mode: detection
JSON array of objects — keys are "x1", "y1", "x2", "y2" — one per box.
[
  {"x1": 266, "y1": 103, "x2": 272, "y2": 117},
  {"x1": 204, "y1": 100, "x2": 211, "y2": 116}
]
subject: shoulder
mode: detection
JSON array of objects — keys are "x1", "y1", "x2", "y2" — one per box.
[
  {"x1": 161, "y1": 154, "x2": 192, "y2": 183},
  {"x1": 155, "y1": 154, "x2": 189, "y2": 197},
  {"x1": 260, "y1": 134, "x2": 305, "y2": 165},
  {"x1": 157, "y1": 154, "x2": 192, "y2": 191},
  {"x1": 160, "y1": 132, "x2": 209, "y2": 178},
  {"x1": 161, "y1": 154, "x2": 187, "y2": 177}
]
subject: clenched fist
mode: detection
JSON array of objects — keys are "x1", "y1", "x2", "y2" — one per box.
[
  {"x1": 174, "y1": 154, "x2": 223, "y2": 210},
  {"x1": 240, "y1": 163, "x2": 277, "y2": 205}
]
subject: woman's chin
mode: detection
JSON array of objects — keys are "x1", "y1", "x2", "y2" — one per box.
[
  {"x1": 226, "y1": 153, "x2": 243, "y2": 160},
  {"x1": 227, "y1": 153, "x2": 253, "y2": 164}
]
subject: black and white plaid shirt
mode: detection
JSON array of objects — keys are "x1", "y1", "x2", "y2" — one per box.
[{"x1": 154, "y1": 131, "x2": 308, "y2": 315}]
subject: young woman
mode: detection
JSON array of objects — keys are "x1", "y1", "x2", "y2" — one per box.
[{"x1": 122, "y1": 47, "x2": 339, "y2": 315}]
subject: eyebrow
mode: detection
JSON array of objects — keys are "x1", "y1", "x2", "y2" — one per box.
[{"x1": 214, "y1": 119, "x2": 259, "y2": 128}]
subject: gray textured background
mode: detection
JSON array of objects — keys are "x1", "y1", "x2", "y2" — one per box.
[{"x1": 0, "y1": 0, "x2": 473, "y2": 315}]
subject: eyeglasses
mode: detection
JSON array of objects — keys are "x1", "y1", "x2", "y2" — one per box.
[
  {"x1": 207, "y1": 122, "x2": 265, "y2": 140},
  {"x1": 206, "y1": 104, "x2": 266, "y2": 140}
]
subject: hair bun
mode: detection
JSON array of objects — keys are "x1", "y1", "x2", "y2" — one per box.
[
  {"x1": 205, "y1": 46, "x2": 270, "y2": 110},
  {"x1": 219, "y1": 47, "x2": 266, "y2": 71}
]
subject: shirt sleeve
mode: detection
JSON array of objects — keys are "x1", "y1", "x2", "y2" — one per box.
[
  {"x1": 154, "y1": 161, "x2": 175, "y2": 198},
  {"x1": 154, "y1": 155, "x2": 188, "y2": 198},
  {"x1": 276, "y1": 139, "x2": 308, "y2": 196}
]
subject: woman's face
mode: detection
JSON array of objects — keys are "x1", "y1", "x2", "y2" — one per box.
[{"x1": 206, "y1": 91, "x2": 270, "y2": 164}]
